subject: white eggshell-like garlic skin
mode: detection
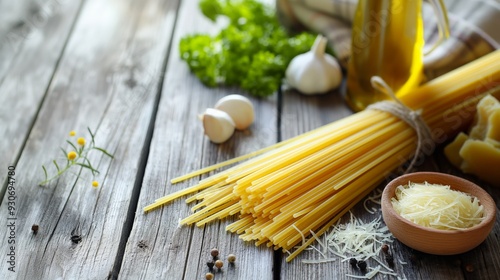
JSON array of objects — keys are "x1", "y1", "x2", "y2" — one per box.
[
  {"x1": 214, "y1": 94, "x2": 254, "y2": 130},
  {"x1": 285, "y1": 52, "x2": 342, "y2": 95},
  {"x1": 202, "y1": 108, "x2": 235, "y2": 143},
  {"x1": 285, "y1": 35, "x2": 343, "y2": 95},
  {"x1": 322, "y1": 54, "x2": 342, "y2": 90}
]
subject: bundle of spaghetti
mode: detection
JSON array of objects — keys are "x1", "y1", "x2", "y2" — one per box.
[{"x1": 144, "y1": 50, "x2": 500, "y2": 261}]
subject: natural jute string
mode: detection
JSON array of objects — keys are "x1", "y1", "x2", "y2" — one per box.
[{"x1": 367, "y1": 76, "x2": 435, "y2": 173}]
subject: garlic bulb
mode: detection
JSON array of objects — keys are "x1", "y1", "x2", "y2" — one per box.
[
  {"x1": 285, "y1": 35, "x2": 342, "y2": 95},
  {"x1": 202, "y1": 108, "x2": 235, "y2": 143},
  {"x1": 214, "y1": 94, "x2": 255, "y2": 130}
]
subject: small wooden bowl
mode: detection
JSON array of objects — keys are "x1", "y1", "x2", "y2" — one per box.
[{"x1": 381, "y1": 172, "x2": 496, "y2": 255}]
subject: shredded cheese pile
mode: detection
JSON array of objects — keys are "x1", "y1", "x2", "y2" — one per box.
[
  {"x1": 363, "y1": 188, "x2": 383, "y2": 214},
  {"x1": 326, "y1": 215, "x2": 392, "y2": 260},
  {"x1": 302, "y1": 212, "x2": 406, "y2": 279},
  {"x1": 391, "y1": 182, "x2": 484, "y2": 230}
]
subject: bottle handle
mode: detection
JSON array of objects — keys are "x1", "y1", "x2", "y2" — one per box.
[{"x1": 424, "y1": 0, "x2": 450, "y2": 56}]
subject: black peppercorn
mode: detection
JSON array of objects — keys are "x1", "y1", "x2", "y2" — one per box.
[
  {"x1": 465, "y1": 264, "x2": 474, "y2": 272},
  {"x1": 381, "y1": 244, "x2": 389, "y2": 254},
  {"x1": 349, "y1": 258, "x2": 358, "y2": 267},
  {"x1": 32, "y1": 224, "x2": 39, "y2": 234},
  {"x1": 211, "y1": 248, "x2": 219, "y2": 259},
  {"x1": 409, "y1": 253, "x2": 418, "y2": 263},
  {"x1": 206, "y1": 261, "x2": 215, "y2": 271},
  {"x1": 357, "y1": 260, "x2": 367, "y2": 271},
  {"x1": 385, "y1": 254, "x2": 394, "y2": 267}
]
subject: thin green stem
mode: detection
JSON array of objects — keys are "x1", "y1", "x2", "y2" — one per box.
[{"x1": 39, "y1": 161, "x2": 74, "y2": 186}]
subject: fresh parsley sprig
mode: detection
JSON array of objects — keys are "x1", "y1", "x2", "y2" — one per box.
[{"x1": 180, "y1": 0, "x2": 317, "y2": 97}]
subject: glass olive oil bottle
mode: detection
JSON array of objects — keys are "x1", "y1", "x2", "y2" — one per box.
[{"x1": 345, "y1": 0, "x2": 449, "y2": 112}]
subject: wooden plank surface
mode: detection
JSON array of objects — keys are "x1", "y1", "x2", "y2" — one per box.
[
  {"x1": 0, "y1": 0, "x2": 83, "y2": 197},
  {"x1": 119, "y1": 0, "x2": 275, "y2": 279},
  {"x1": 0, "y1": 0, "x2": 499, "y2": 279},
  {"x1": 0, "y1": 0, "x2": 179, "y2": 278}
]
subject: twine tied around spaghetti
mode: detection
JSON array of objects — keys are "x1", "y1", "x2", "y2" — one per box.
[{"x1": 367, "y1": 76, "x2": 435, "y2": 173}]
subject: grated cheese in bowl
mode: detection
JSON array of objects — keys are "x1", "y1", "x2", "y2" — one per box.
[{"x1": 391, "y1": 182, "x2": 485, "y2": 230}]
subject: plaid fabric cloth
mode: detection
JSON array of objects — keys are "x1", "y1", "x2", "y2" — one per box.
[{"x1": 276, "y1": 0, "x2": 499, "y2": 79}]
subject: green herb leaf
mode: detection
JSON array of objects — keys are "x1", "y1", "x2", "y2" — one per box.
[
  {"x1": 60, "y1": 147, "x2": 70, "y2": 165},
  {"x1": 83, "y1": 157, "x2": 98, "y2": 176},
  {"x1": 93, "y1": 147, "x2": 114, "y2": 158},
  {"x1": 53, "y1": 160, "x2": 60, "y2": 172},
  {"x1": 42, "y1": 165, "x2": 48, "y2": 181},
  {"x1": 180, "y1": 0, "x2": 317, "y2": 96},
  {"x1": 199, "y1": 0, "x2": 223, "y2": 22},
  {"x1": 75, "y1": 163, "x2": 100, "y2": 175},
  {"x1": 66, "y1": 140, "x2": 78, "y2": 154},
  {"x1": 87, "y1": 127, "x2": 96, "y2": 146}
]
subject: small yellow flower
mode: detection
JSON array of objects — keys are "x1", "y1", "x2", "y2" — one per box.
[
  {"x1": 77, "y1": 137, "x2": 86, "y2": 146},
  {"x1": 92, "y1": 181, "x2": 99, "y2": 188},
  {"x1": 69, "y1": 130, "x2": 76, "y2": 137},
  {"x1": 67, "y1": 151, "x2": 77, "y2": 160}
]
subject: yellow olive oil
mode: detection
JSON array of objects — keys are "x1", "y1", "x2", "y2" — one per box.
[{"x1": 345, "y1": 0, "x2": 425, "y2": 112}]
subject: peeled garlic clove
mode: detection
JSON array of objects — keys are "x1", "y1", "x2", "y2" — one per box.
[
  {"x1": 285, "y1": 35, "x2": 342, "y2": 95},
  {"x1": 214, "y1": 94, "x2": 254, "y2": 130},
  {"x1": 202, "y1": 108, "x2": 235, "y2": 143}
]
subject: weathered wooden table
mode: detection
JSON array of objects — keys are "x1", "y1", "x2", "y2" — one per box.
[{"x1": 1, "y1": 0, "x2": 499, "y2": 279}]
